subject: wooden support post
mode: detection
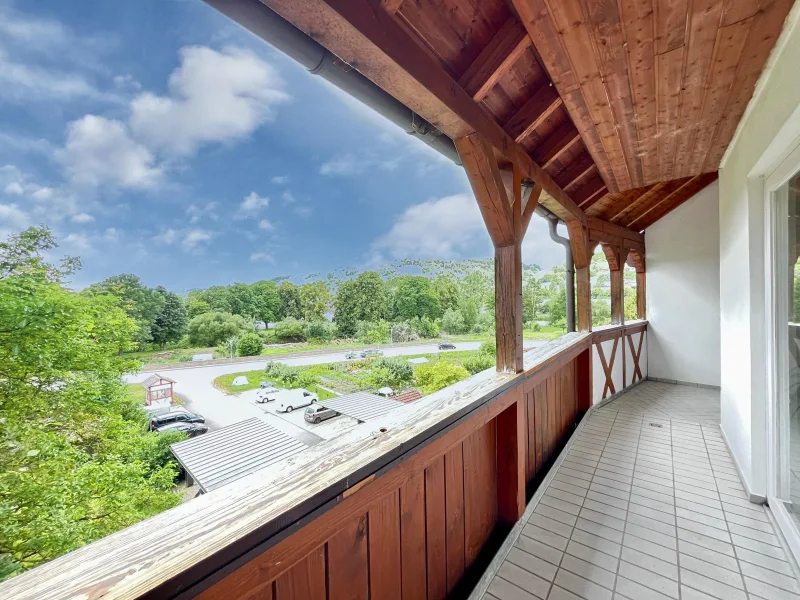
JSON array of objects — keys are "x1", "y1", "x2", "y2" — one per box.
[
  {"x1": 496, "y1": 389, "x2": 525, "y2": 524},
  {"x1": 576, "y1": 347, "x2": 592, "y2": 417},
  {"x1": 601, "y1": 243, "x2": 624, "y2": 325},
  {"x1": 636, "y1": 271, "x2": 646, "y2": 320},
  {"x1": 495, "y1": 243, "x2": 523, "y2": 373},
  {"x1": 568, "y1": 221, "x2": 594, "y2": 332}
]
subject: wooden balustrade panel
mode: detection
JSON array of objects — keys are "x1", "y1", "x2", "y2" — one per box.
[
  {"x1": 523, "y1": 357, "x2": 579, "y2": 490},
  {"x1": 201, "y1": 414, "x2": 500, "y2": 600}
]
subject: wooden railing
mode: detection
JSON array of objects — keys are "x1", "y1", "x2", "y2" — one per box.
[{"x1": 0, "y1": 332, "x2": 608, "y2": 600}]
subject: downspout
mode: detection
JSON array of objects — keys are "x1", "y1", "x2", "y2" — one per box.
[
  {"x1": 545, "y1": 213, "x2": 575, "y2": 333},
  {"x1": 201, "y1": 0, "x2": 461, "y2": 164}
]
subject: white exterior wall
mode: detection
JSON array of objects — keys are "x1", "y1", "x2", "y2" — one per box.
[
  {"x1": 645, "y1": 181, "x2": 721, "y2": 387},
  {"x1": 717, "y1": 5, "x2": 800, "y2": 498}
]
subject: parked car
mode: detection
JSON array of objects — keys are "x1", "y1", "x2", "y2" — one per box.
[
  {"x1": 304, "y1": 404, "x2": 339, "y2": 424},
  {"x1": 345, "y1": 351, "x2": 361, "y2": 360},
  {"x1": 259, "y1": 380, "x2": 275, "y2": 389},
  {"x1": 360, "y1": 349, "x2": 383, "y2": 358},
  {"x1": 276, "y1": 389, "x2": 319, "y2": 413},
  {"x1": 438, "y1": 341, "x2": 456, "y2": 350},
  {"x1": 155, "y1": 422, "x2": 208, "y2": 437},
  {"x1": 255, "y1": 387, "x2": 281, "y2": 403},
  {"x1": 149, "y1": 409, "x2": 205, "y2": 430}
]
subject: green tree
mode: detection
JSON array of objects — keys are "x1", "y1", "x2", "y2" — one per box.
[
  {"x1": 414, "y1": 362, "x2": 471, "y2": 393},
  {"x1": 201, "y1": 286, "x2": 234, "y2": 313},
  {"x1": 227, "y1": 282, "x2": 256, "y2": 317},
  {"x1": 275, "y1": 317, "x2": 307, "y2": 342},
  {"x1": 186, "y1": 296, "x2": 212, "y2": 319},
  {"x1": 464, "y1": 352, "x2": 494, "y2": 374},
  {"x1": 523, "y1": 276, "x2": 546, "y2": 322},
  {"x1": 300, "y1": 281, "x2": 331, "y2": 321},
  {"x1": 237, "y1": 332, "x2": 263, "y2": 356},
  {"x1": 624, "y1": 286, "x2": 638, "y2": 321},
  {"x1": 432, "y1": 275, "x2": 460, "y2": 312},
  {"x1": 356, "y1": 320, "x2": 390, "y2": 344},
  {"x1": 151, "y1": 287, "x2": 187, "y2": 348},
  {"x1": 186, "y1": 312, "x2": 249, "y2": 346},
  {"x1": 333, "y1": 272, "x2": 387, "y2": 336},
  {"x1": 391, "y1": 276, "x2": 441, "y2": 321},
  {"x1": 278, "y1": 281, "x2": 303, "y2": 320},
  {"x1": 459, "y1": 297, "x2": 479, "y2": 331},
  {"x1": 0, "y1": 228, "x2": 182, "y2": 577},
  {"x1": 250, "y1": 280, "x2": 281, "y2": 323},
  {"x1": 592, "y1": 299, "x2": 611, "y2": 326},
  {"x1": 84, "y1": 274, "x2": 165, "y2": 348},
  {"x1": 460, "y1": 270, "x2": 492, "y2": 310},
  {"x1": 441, "y1": 308, "x2": 467, "y2": 334}
]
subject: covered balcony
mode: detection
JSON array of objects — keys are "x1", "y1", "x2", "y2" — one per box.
[{"x1": 3, "y1": 0, "x2": 800, "y2": 598}]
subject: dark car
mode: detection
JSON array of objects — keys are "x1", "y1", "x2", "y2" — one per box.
[
  {"x1": 259, "y1": 380, "x2": 275, "y2": 389},
  {"x1": 438, "y1": 342, "x2": 456, "y2": 350},
  {"x1": 150, "y1": 410, "x2": 205, "y2": 431},
  {"x1": 155, "y1": 422, "x2": 208, "y2": 438},
  {"x1": 360, "y1": 349, "x2": 383, "y2": 358}
]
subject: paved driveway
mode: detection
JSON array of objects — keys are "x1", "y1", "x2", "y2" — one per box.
[{"x1": 126, "y1": 340, "x2": 546, "y2": 446}]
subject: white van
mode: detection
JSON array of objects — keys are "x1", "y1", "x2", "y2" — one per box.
[{"x1": 275, "y1": 389, "x2": 319, "y2": 413}]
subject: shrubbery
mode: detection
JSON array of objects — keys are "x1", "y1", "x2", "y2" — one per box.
[
  {"x1": 414, "y1": 361, "x2": 471, "y2": 393},
  {"x1": 237, "y1": 332, "x2": 263, "y2": 357},
  {"x1": 305, "y1": 320, "x2": 335, "y2": 343},
  {"x1": 479, "y1": 341, "x2": 496, "y2": 357},
  {"x1": 409, "y1": 315, "x2": 439, "y2": 338},
  {"x1": 463, "y1": 352, "x2": 494, "y2": 374},
  {"x1": 275, "y1": 317, "x2": 307, "y2": 342},
  {"x1": 187, "y1": 311, "x2": 250, "y2": 347},
  {"x1": 441, "y1": 308, "x2": 467, "y2": 334},
  {"x1": 356, "y1": 320, "x2": 390, "y2": 344},
  {"x1": 373, "y1": 357, "x2": 414, "y2": 385}
]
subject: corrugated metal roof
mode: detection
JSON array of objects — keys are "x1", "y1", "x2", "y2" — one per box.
[
  {"x1": 170, "y1": 418, "x2": 307, "y2": 492},
  {"x1": 321, "y1": 392, "x2": 403, "y2": 422}
]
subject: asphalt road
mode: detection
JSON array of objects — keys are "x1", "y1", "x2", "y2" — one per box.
[{"x1": 125, "y1": 340, "x2": 545, "y2": 445}]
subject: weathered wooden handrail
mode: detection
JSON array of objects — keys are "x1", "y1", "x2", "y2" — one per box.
[{"x1": 0, "y1": 332, "x2": 594, "y2": 600}]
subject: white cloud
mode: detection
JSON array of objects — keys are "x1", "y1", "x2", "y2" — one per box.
[
  {"x1": 182, "y1": 228, "x2": 212, "y2": 252},
  {"x1": 281, "y1": 190, "x2": 296, "y2": 204},
  {"x1": 31, "y1": 187, "x2": 53, "y2": 200},
  {"x1": 57, "y1": 115, "x2": 162, "y2": 190},
  {"x1": 371, "y1": 194, "x2": 489, "y2": 261},
  {"x1": 271, "y1": 175, "x2": 288, "y2": 184},
  {"x1": 63, "y1": 232, "x2": 91, "y2": 251},
  {"x1": 129, "y1": 46, "x2": 289, "y2": 156},
  {"x1": 236, "y1": 191, "x2": 269, "y2": 219},
  {"x1": 0, "y1": 203, "x2": 30, "y2": 229},
  {"x1": 103, "y1": 227, "x2": 119, "y2": 241},
  {"x1": 4, "y1": 182, "x2": 23, "y2": 195},
  {"x1": 186, "y1": 201, "x2": 218, "y2": 224},
  {"x1": 154, "y1": 228, "x2": 178, "y2": 245},
  {"x1": 71, "y1": 212, "x2": 95, "y2": 224},
  {"x1": 250, "y1": 251, "x2": 273, "y2": 262},
  {"x1": 258, "y1": 219, "x2": 274, "y2": 230},
  {"x1": 319, "y1": 153, "x2": 362, "y2": 176}
]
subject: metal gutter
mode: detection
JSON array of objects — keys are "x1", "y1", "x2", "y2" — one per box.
[{"x1": 201, "y1": 0, "x2": 461, "y2": 164}]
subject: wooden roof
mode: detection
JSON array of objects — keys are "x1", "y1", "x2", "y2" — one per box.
[{"x1": 260, "y1": 0, "x2": 791, "y2": 230}]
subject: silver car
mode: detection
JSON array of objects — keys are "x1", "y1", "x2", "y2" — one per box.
[{"x1": 304, "y1": 404, "x2": 338, "y2": 424}]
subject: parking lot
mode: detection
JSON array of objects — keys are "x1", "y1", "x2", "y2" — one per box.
[{"x1": 238, "y1": 389, "x2": 361, "y2": 440}]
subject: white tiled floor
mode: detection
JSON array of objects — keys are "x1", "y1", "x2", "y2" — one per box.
[{"x1": 482, "y1": 381, "x2": 800, "y2": 600}]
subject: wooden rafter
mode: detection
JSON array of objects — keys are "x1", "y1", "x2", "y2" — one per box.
[
  {"x1": 628, "y1": 172, "x2": 718, "y2": 230},
  {"x1": 503, "y1": 86, "x2": 562, "y2": 143},
  {"x1": 458, "y1": 18, "x2": 532, "y2": 102},
  {"x1": 557, "y1": 156, "x2": 596, "y2": 191},
  {"x1": 573, "y1": 176, "x2": 606, "y2": 208},
  {"x1": 534, "y1": 122, "x2": 581, "y2": 169}
]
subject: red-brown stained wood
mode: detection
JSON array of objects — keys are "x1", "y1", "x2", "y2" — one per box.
[
  {"x1": 656, "y1": 46, "x2": 684, "y2": 182},
  {"x1": 524, "y1": 388, "x2": 537, "y2": 482},
  {"x1": 250, "y1": 585, "x2": 274, "y2": 600},
  {"x1": 425, "y1": 456, "x2": 447, "y2": 600},
  {"x1": 444, "y1": 444, "x2": 466, "y2": 594},
  {"x1": 613, "y1": 178, "x2": 690, "y2": 228},
  {"x1": 274, "y1": 545, "x2": 326, "y2": 600},
  {"x1": 574, "y1": 176, "x2": 607, "y2": 207},
  {"x1": 459, "y1": 17, "x2": 532, "y2": 101},
  {"x1": 463, "y1": 420, "x2": 498, "y2": 568},
  {"x1": 497, "y1": 391, "x2": 525, "y2": 524},
  {"x1": 533, "y1": 380, "x2": 547, "y2": 470},
  {"x1": 495, "y1": 243, "x2": 524, "y2": 373},
  {"x1": 399, "y1": 472, "x2": 427, "y2": 600},
  {"x1": 368, "y1": 491, "x2": 402, "y2": 600},
  {"x1": 327, "y1": 515, "x2": 369, "y2": 600},
  {"x1": 556, "y1": 155, "x2": 596, "y2": 190},
  {"x1": 631, "y1": 172, "x2": 718, "y2": 229},
  {"x1": 534, "y1": 122, "x2": 581, "y2": 169},
  {"x1": 576, "y1": 348, "x2": 593, "y2": 416},
  {"x1": 655, "y1": 0, "x2": 689, "y2": 54},
  {"x1": 503, "y1": 85, "x2": 563, "y2": 143},
  {"x1": 637, "y1": 271, "x2": 647, "y2": 319}
]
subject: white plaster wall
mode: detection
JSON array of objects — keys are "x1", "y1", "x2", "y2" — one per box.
[
  {"x1": 645, "y1": 181, "x2": 721, "y2": 387},
  {"x1": 717, "y1": 5, "x2": 800, "y2": 498}
]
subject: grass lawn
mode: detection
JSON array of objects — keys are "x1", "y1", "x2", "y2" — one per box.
[{"x1": 213, "y1": 371, "x2": 335, "y2": 399}]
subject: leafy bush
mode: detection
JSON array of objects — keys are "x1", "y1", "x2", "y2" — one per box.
[
  {"x1": 275, "y1": 317, "x2": 307, "y2": 342},
  {"x1": 304, "y1": 320, "x2": 335, "y2": 343},
  {"x1": 368, "y1": 367, "x2": 395, "y2": 389},
  {"x1": 356, "y1": 320, "x2": 390, "y2": 344},
  {"x1": 441, "y1": 308, "x2": 467, "y2": 334},
  {"x1": 237, "y1": 332, "x2": 263, "y2": 356},
  {"x1": 373, "y1": 357, "x2": 414, "y2": 384},
  {"x1": 298, "y1": 371, "x2": 319, "y2": 388},
  {"x1": 463, "y1": 352, "x2": 494, "y2": 374},
  {"x1": 414, "y1": 362, "x2": 471, "y2": 393},
  {"x1": 187, "y1": 311, "x2": 250, "y2": 347},
  {"x1": 479, "y1": 341, "x2": 496, "y2": 357},
  {"x1": 409, "y1": 315, "x2": 439, "y2": 338},
  {"x1": 390, "y1": 321, "x2": 418, "y2": 342},
  {"x1": 533, "y1": 322, "x2": 541, "y2": 332}
]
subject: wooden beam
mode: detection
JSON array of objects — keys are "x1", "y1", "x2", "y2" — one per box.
[
  {"x1": 586, "y1": 217, "x2": 645, "y2": 248},
  {"x1": 579, "y1": 188, "x2": 608, "y2": 212},
  {"x1": 567, "y1": 221, "x2": 593, "y2": 332},
  {"x1": 495, "y1": 244, "x2": 524, "y2": 373},
  {"x1": 496, "y1": 391, "x2": 525, "y2": 523},
  {"x1": 556, "y1": 155, "x2": 596, "y2": 191},
  {"x1": 573, "y1": 176, "x2": 606, "y2": 207},
  {"x1": 520, "y1": 185, "x2": 542, "y2": 239},
  {"x1": 636, "y1": 271, "x2": 646, "y2": 320},
  {"x1": 629, "y1": 173, "x2": 718, "y2": 230},
  {"x1": 458, "y1": 18, "x2": 532, "y2": 102},
  {"x1": 602, "y1": 244, "x2": 624, "y2": 325},
  {"x1": 263, "y1": 0, "x2": 587, "y2": 223},
  {"x1": 534, "y1": 122, "x2": 581, "y2": 169},
  {"x1": 503, "y1": 85, "x2": 563, "y2": 143},
  {"x1": 455, "y1": 134, "x2": 514, "y2": 247}
]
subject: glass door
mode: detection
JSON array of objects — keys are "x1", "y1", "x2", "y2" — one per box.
[{"x1": 771, "y1": 167, "x2": 800, "y2": 538}]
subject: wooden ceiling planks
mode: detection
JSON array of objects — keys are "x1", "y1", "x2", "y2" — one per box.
[{"x1": 509, "y1": 0, "x2": 791, "y2": 189}]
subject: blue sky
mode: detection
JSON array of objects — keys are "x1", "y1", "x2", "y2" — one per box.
[{"x1": 0, "y1": 0, "x2": 564, "y2": 291}]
